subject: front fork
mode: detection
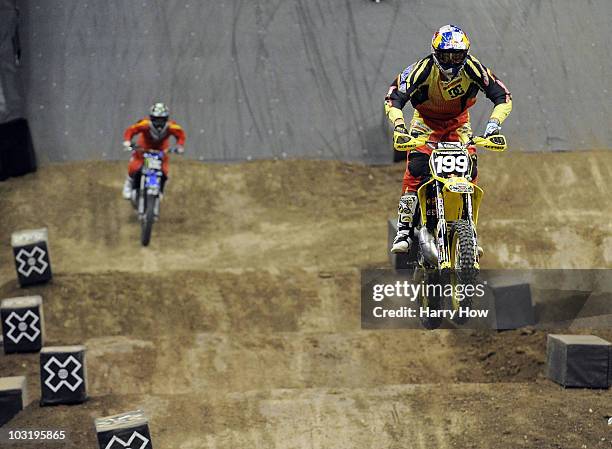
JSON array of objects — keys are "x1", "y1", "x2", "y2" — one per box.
[
  {"x1": 138, "y1": 176, "x2": 146, "y2": 216},
  {"x1": 434, "y1": 182, "x2": 451, "y2": 269},
  {"x1": 463, "y1": 193, "x2": 479, "y2": 263},
  {"x1": 434, "y1": 185, "x2": 480, "y2": 269},
  {"x1": 137, "y1": 172, "x2": 161, "y2": 219}
]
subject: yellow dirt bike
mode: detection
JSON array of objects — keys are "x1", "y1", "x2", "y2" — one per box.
[{"x1": 396, "y1": 133, "x2": 507, "y2": 328}]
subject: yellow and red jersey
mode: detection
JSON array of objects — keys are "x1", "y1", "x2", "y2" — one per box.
[
  {"x1": 385, "y1": 54, "x2": 512, "y2": 129},
  {"x1": 123, "y1": 118, "x2": 186, "y2": 151}
]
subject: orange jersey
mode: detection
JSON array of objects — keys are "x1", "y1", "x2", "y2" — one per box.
[
  {"x1": 385, "y1": 54, "x2": 512, "y2": 127},
  {"x1": 123, "y1": 118, "x2": 186, "y2": 150}
]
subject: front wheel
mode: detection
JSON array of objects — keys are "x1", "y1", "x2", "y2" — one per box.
[
  {"x1": 450, "y1": 220, "x2": 478, "y2": 323},
  {"x1": 452, "y1": 219, "x2": 478, "y2": 281},
  {"x1": 141, "y1": 193, "x2": 157, "y2": 246}
]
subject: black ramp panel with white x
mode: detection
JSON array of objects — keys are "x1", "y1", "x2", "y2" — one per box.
[
  {"x1": 0, "y1": 295, "x2": 44, "y2": 354},
  {"x1": 95, "y1": 410, "x2": 153, "y2": 449},
  {"x1": 11, "y1": 228, "x2": 52, "y2": 287},
  {"x1": 39, "y1": 346, "x2": 88, "y2": 406}
]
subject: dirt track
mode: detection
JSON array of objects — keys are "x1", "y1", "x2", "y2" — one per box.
[{"x1": 1, "y1": 153, "x2": 611, "y2": 448}]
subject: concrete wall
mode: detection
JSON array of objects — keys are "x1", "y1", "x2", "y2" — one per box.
[{"x1": 18, "y1": 0, "x2": 612, "y2": 163}]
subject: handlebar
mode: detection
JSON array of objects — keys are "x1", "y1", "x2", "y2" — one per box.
[
  {"x1": 469, "y1": 135, "x2": 507, "y2": 152},
  {"x1": 395, "y1": 134, "x2": 507, "y2": 152},
  {"x1": 123, "y1": 146, "x2": 184, "y2": 155}
]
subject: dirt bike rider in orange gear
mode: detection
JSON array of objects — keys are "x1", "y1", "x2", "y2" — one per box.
[
  {"x1": 385, "y1": 25, "x2": 512, "y2": 254},
  {"x1": 121, "y1": 103, "x2": 186, "y2": 199}
]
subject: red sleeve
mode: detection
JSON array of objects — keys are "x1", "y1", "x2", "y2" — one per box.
[
  {"x1": 169, "y1": 122, "x2": 186, "y2": 145},
  {"x1": 123, "y1": 119, "x2": 148, "y2": 141}
]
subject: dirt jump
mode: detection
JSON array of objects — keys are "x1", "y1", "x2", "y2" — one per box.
[{"x1": 1, "y1": 151, "x2": 611, "y2": 448}]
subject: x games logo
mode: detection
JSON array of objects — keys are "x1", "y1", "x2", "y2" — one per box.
[
  {"x1": 43, "y1": 356, "x2": 83, "y2": 392},
  {"x1": 4, "y1": 310, "x2": 40, "y2": 343},
  {"x1": 15, "y1": 247, "x2": 49, "y2": 277},
  {"x1": 104, "y1": 432, "x2": 150, "y2": 449}
]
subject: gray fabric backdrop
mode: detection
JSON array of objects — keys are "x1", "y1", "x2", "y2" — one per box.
[
  {"x1": 15, "y1": 0, "x2": 612, "y2": 163},
  {"x1": 0, "y1": 0, "x2": 22, "y2": 122}
]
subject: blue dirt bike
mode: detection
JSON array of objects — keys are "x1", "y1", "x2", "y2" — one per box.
[{"x1": 128, "y1": 147, "x2": 181, "y2": 246}]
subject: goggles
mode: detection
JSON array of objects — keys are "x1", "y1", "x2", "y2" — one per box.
[
  {"x1": 435, "y1": 50, "x2": 468, "y2": 65},
  {"x1": 150, "y1": 117, "x2": 168, "y2": 130}
]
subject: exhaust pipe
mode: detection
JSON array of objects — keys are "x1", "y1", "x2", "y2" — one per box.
[{"x1": 418, "y1": 226, "x2": 438, "y2": 265}]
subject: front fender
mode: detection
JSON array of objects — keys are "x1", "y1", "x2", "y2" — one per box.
[
  {"x1": 417, "y1": 178, "x2": 485, "y2": 225},
  {"x1": 441, "y1": 179, "x2": 484, "y2": 224}
]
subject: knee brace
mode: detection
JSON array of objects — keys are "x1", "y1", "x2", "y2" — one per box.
[{"x1": 398, "y1": 193, "x2": 418, "y2": 224}]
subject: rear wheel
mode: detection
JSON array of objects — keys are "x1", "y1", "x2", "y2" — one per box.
[
  {"x1": 417, "y1": 270, "x2": 444, "y2": 330},
  {"x1": 141, "y1": 193, "x2": 156, "y2": 246}
]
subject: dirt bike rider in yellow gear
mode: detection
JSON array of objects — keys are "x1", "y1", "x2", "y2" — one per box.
[{"x1": 385, "y1": 24, "x2": 512, "y2": 254}]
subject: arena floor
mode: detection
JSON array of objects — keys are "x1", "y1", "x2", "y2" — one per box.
[{"x1": 1, "y1": 152, "x2": 611, "y2": 448}]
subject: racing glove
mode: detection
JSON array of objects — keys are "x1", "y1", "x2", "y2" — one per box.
[
  {"x1": 122, "y1": 140, "x2": 133, "y2": 152},
  {"x1": 393, "y1": 124, "x2": 411, "y2": 150},
  {"x1": 483, "y1": 119, "x2": 501, "y2": 138}
]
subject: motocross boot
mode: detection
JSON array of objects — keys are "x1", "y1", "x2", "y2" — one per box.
[
  {"x1": 160, "y1": 175, "x2": 167, "y2": 197},
  {"x1": 391, "y1": 223, "x2": 412, "y2": 253},
  {"x1": 122, "y1": 176, "x2": 133, "y2": 200},
  {"x1": 391, "y1": 193, "x2": 418, "y2": 253}
]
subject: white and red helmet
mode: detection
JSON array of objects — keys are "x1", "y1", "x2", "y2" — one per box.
[{"x1": 149, "y1": 102, "x2": 170, "y2": 140}]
